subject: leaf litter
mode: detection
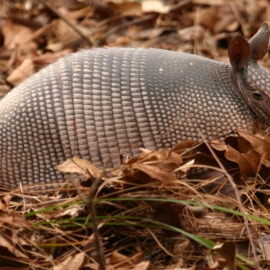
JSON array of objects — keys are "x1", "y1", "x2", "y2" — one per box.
[
  {"x1": 0, "y1": 131, "x2": 269, "y2": 269},
  {"x1": 1, "y1": 0, "x2": 270, "y2": 269}
]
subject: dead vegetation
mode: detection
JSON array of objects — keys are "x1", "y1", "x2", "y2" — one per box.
[
  {"x1": 1, "y1": 0, "x2": 270, "y2": 269},
  {"x1": 2, "y1": 130, "x2": 270, "y2": 269}
]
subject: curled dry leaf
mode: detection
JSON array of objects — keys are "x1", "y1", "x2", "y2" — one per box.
[
  {"x1": 171, "y1": 140, "x2": 199, "y2": 156},
  {"x1": 108, "y1": 248, "x2": 142, "y2": 267},
  {"x1": 211, "y1": 133, "x2": 265, "y2": 176},
  {"x1": 210, "y1": 139, "x2": 227, "y2": 151},
  {"x1": 109, "y1": 250, "x2": 131, "y2": 265},
  {"x1": 131, "y1": 163, "x2": 178, "y2": 185},
  {"x1": 225, "y1": 145, "x2": 260, "y2": 176},
  {"x1": 56, "y1": 157, "x2": 101, "y2": 178},
  {"x1": 7, "y1": 58, "x2": 35, "y2": 86},
  {"x1": 0, "y1": 236, "x2": 28, "y2": 259},
  {"x1": 131, "y1": 261, "x2": 150, "y2": 270},
  {"x1": 53, "y1": 204, "x2": 83, "y2": 219},
  {"x1": 239, "y1": 131, "x2": 270, "y2": 167},
  {"x1": 112, "y1": 1, "x2": 143, "y2": 16},
  {"x1": 140, "y1": 148, "x2": 153, "y2": 155},
  {"x1": 153, "y1": 160, "x2": 181, "y2": 172},
  {"x1": 0, "y1": 194, "x2": 12, "y2": 212},
  {"x1": 141, "y1": 0, "x2": 171, "y2": 14},
  {"x1": 47, "y1": 19, "x2": 91, "y2": 51},
  {"x1": 0, "y1": 211, "x2": 13, "y2": 226},
  {"x1": 177, "y1": 159, "x2": 195, "y2": 174},
  {"x1": 53, "y1": 252, "x2": 85, "y2": 270},
  {"x1": 2, "y1": 18, "x2": 36, "y2": 53},
  {"x1": 123, "y1": 148, "x2": 183, "y2": 184},
  {"x1": 130, "y1": 148, "x2": 182, "y2": 164},
  {"x1": 32, "y1": 49, "x2": 72, "y2": 66},
  {"x1": 209, "y1": 242, "x2": 236, "y2": 270},
  {"x1": 163, "y1": 265, "x2": 197, "y2": 270},
  {"x1": 156, "y1": 148, "x2": 182, "y2": 163},
  {"x1": 0, "y1": 209, "x2": 30, "y2": 229},
  {"x1": 116, "y1": 148, "x2": 183, "y2": 181}
]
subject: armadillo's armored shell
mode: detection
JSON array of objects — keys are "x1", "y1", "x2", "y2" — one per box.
[{"x1": 0, "y1": 48, "x2": 255, "y2": 188}]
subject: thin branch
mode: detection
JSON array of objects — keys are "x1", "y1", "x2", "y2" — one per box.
[
  {"x1": 85, "y1": 159, "x2": 111, "y2": 270},
  {"x1": 37, "y1": 0, "x2": 95, "y2": 47},
  {"x1": 97, "y1": 14, "x2": 157, "y2": 46}
]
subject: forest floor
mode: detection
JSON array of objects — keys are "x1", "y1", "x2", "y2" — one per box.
[{"x1": 1, "y1": 0, "x2": 270, "y2": 269}]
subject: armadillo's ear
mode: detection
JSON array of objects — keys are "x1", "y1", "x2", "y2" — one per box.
[
  {"x1": 249, "y1": 22, "x2": 269, "y2": 60},
  {"x1": 228, "y1": 35, "x2": 251, "y2": 70}
]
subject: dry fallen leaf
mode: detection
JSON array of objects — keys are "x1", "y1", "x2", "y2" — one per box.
[
  {"x1": 109, "y1": 250, "x2": 131, "y2": 265},
  {"x1": 131, "y1": 163, "x2": 178, "y2": 184},
  {"x1": 107, "y1": 248, "x2": 143, "y2": 268},
  {"x1": 32, "y1": 50, "x2": 72, "y2": 66},
  {"x1": 2, "y1": 18, "x2": 36, "y2": 53},
  {"x1": 53, "y1": 204, "x2": 83, "y2": 219},
  {"x1": 130, "y1": 261, "x2": 150, "y2": 270},
  {"x1": 209, "y1": 242, "x2": 236, "y2": 270},
  {"x1": 163, "y1": 266, "x2": 196, "y2": 270},
  {"x1": 224, "y1": 145, "x2": 260, "y2": 176},
  {"x1": 0, "y1": 194, "x2": 12, "y2": 212},
  {"x1": 210, "y1": 139, "x2": 228, "y2": 151},
  {"x1": 110, "y1": 1, "x2": 143, "y2": 16},
  {"x1": 171, "y1": 141, "x2": 199, "y2": 156},
  {"x1": 1, "y1": 0, "x2": 270, "y2": 269},
  {"x1": 177, "y1": 159, "x2": 195, "y2": 173},
  {"x1": 0, "y1": 236, "x2": 28, "y2": 259},
  {"x1": 0, "y1": 208, "x2": 30, "y2": 229},
  {"x1": 7, "y1": 58, "x2": 35, "y2": 86},
  {"x1": 56, "y1": 157, "x2": 101, "y2": 178},
  {"x1": 53, "y1": 252, "x2": 85, "y2": 270},
  {"x1": 133, "y1": 148, "x2": 182, "y2": 164},
  {"x1": 239, "y1": 131, "x2": 270, "y2": 167},
  {"x1": 141, "y1": 0, "x2": 171, "y2": 14}
]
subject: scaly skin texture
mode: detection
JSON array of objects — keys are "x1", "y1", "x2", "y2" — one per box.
[{"x1": 1, "y1": 23, "x2": 270, "y2": 188}]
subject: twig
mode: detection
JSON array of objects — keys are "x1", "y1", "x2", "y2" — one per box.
[
  {"x1": 97, "y1": 14, "x2": 157, "y2": 46},
  {"x1": 198, "y1": 130, "x2": 260, "y2": 269},
  {"x1": 87, "y1": 176, "x2": 105, "y2": 270},
  {"x1": 169, "y1": 0, "x2": 192, "y2": 12},
  {"x1": 37, "y1": 0, "x2": 95, "y2": 47},
  {"x1": 86, "y1": 159, "x2": 111, "y2": 270},
  {"x1": 69, "y1": 156, "x2": 111, "y2": 269}
]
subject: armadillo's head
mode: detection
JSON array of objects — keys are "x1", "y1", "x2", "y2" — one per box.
[{"x1": 229, "y1": 23, "x2": 270, "y2": 126}]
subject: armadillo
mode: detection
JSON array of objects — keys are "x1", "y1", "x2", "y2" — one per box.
[{"x1": 1, "y1": 23, "x2": 270, "y2": 188}]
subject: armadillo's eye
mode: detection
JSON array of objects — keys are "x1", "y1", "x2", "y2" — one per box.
[{"x1": 252, "y1": 91, "x2": 263, "y2": 101}]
